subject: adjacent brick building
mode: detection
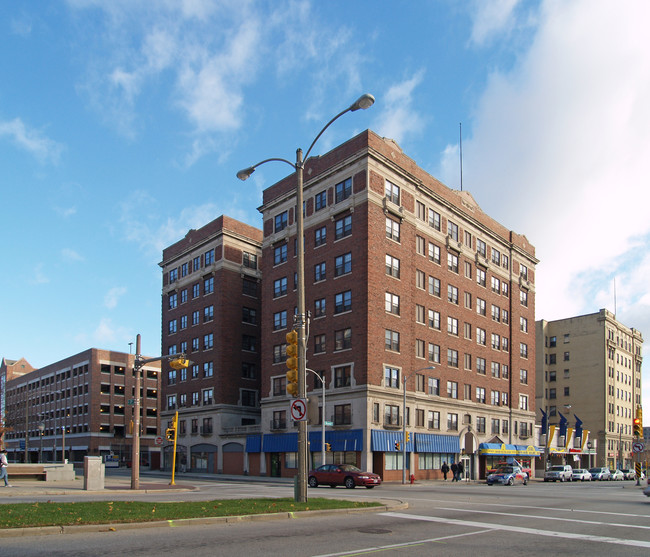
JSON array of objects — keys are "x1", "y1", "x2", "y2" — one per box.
[
  {"x1": 159, "y1": 215, "x2": 263, "y2": 474},
  {"x1": 252, "y1": 130, "x2": 539, "y2": 480},
  {"x1": 1, "y1": 349, "x2": 161, "y2": 466}
]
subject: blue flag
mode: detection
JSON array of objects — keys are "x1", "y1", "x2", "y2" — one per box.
[
  {"x1": 540, "y1": 409, "x2": 548, "y2": 434},
  {"x1": 558, "y1": 412, "x2": 568, "y2": 438},
  {"x1": 574, "y1": 414, "x2": 583, "y2": 439}
]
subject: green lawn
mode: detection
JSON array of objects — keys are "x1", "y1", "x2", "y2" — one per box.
[{"x1": 0, "y1": 498, "x2": 381, "y2": 529}]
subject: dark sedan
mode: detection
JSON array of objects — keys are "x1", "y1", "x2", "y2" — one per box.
[
  {"x1": 308, "y1": 464, "x2": 382, "y2": 489},
  {"x1": 486, "y1": 465, "x2": 528, "y2": 486}
]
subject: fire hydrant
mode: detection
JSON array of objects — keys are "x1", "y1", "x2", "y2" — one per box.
[{"x1": 410, "y1": 474, "x2": 415, "y2": 485}]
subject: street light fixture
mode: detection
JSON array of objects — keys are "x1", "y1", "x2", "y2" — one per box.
[
  {"x1": 403, "y1": 366, "x2": 435, "y2": 484},
  {"x1": 130, "y1": 333, "x2": 190, "y2": 490},
  {"x1": 237, "y1": 93, "x2": 375, "y2": 502}
]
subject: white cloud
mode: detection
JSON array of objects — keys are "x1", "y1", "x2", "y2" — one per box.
[
  {"x1": 30, "y1": 263, "x2": 49, "y2": 285},
  {"x1": 104, "y1": 286, "x2": 127, "y2": 309},
  {"x1": 61, "y1": 248, "x2": 84, "y2": 262},
  {"x1": 373, "y1": 71, "x2": 426, "y2": 145},
  {"x1": 74, "y1": 317, "x2": 131, "y2": 346},
  {"x1": 0, "y1": 118, "x2": 63, "y2": 163},
  {"x1": 446, "y1": 0, "x2": 650, "y2": 416},
  {"x1": 469, "y1": 0, "x2": 521, "y2": 46},
  {"x1": 54, "y1": 206, "x2": 77, "y2": 218}
]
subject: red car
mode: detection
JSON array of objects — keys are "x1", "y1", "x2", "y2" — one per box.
[{"x1": 308, "y1": 464, "x2": 382, "y2": 489}]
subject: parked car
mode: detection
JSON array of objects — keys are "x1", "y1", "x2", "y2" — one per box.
[
  {"x1": 644, "y1": 485, "x2": 650, "y2": 497},
  {"x1": 619, "y1": 469, "x2": 636, "y2": 480},
  {"x1": 487, "y1": 459, "x2": 531, "y2": 478},
  {"x1": 544, "y1": 465, "x2": 573, "y2": 482},
  {"x1": 486, "y1": 466, "x2": 529, "y2": 486},
  {"x1": 609, "y1": 469, "x2": 625, "y2": 481},
  {"x1": 308, "y1": 464, "x2": 382, "y2": 489},
  {"x1": 589, "y1": 467, "x2": 611, "y2": 481},
  {"x1": 572, "y1": 469, "x2": 592, "y2": 481}
]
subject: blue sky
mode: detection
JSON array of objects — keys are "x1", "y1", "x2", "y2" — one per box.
[{"x1": 1, "y1": 1, "x2": 649, "y2": 422}]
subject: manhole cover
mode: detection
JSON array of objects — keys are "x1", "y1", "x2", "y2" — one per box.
[{"x1": 357, "y1": 528, "x2": 392, "y2": 535}]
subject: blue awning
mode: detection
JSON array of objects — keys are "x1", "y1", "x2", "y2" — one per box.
[
  {"x1": 370, "y1": 430, "x2": 414, "y2": 452},
  {"x1": 262, "y1": 432, "x2": 298, "y2": 453},
  {"x1": 414, "y1": 432, "x2": 460, "y2": 454},
  {"x1": 245, "y1": 434, "x2": 262, "y2": 453},
  {"x1": 309, "y1": 429, "x2": 363, "y2": 452}
]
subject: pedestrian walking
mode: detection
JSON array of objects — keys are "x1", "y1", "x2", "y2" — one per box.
[
  {"x1": 450, "y1": 461, "x2": 458, "y2": 482},
  {"x1": 441, "y1": 461, "x2": 449, "y2": 481},
  {"x1": 0, "y1": 449, "x2": 12, "y2": 487},
  {"x1": 457, "y1": 460, "x2": 464, "y2": 482}
]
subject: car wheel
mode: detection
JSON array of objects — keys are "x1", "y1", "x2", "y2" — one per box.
[
  {"x1": 523, "y1": 477, "x2": 528, "y2": 486},
  {"x1": 344, "y1": 477, "x2": 356, "y2": 489},
  {"x1": 560, "y1": 476, "x2": 565, "y2": 482},
  {"x1": 507, "y1": 477, "x2": 514, "y2": 486},
  {"x1": 308, "y1": 476, "x2": 318, "y2": 488}
]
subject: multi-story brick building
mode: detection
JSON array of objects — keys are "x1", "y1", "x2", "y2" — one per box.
[
  {"x1": 1, "y1": 349, "x2": 161, "y2": 466},
  {"x1": 536, "y1": 309, "x2": 644, "y2": 470},
  {"x1": 159, "y1": 215, "x2": 263, "y2": 474},
  {"x1": 251, "y1": 130, "x2": 538, "y2": 480}
]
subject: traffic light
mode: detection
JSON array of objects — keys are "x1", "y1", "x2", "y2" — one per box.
[
  {"x1": 165, "y1": 428, "x2": 175, "y2": 441},
  {"x1": 169, "y1": 357, "x2": 190, "y2": 370},
  {"x1": 394, "y1": 441, "x2": 401, "y2": 451},
  {"x1": 325, "y1": 442, "x2": 331, "y2": 451},
  {"x1": 286, "y1": 330, "x2": 299, "y2": 397},
  {"x1": 633, "y1": 407, "x2": 643, "y2": 438},
  {"x1": 406, "y1": 431, "x2": 411, "y2": 443}
]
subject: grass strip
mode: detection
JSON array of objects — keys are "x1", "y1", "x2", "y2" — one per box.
[{"x1": 0, "y1": 498, "x2": 381, "y2": 529}]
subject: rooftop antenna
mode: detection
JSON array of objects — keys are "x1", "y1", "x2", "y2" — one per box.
[{"x1": 459, "y1": 122, "x2": 463, "y2": 191}]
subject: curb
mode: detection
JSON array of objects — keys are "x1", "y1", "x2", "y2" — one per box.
[{"x1": 0, "y1": 499, "x2": 408, "y2": 538}]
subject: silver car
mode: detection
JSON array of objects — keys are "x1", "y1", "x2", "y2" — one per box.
[
  {"x1": 544, "y1": 465, "x2": 573, "y2": 482},
  {"x1": 572, "y1": 468, "x2": 592, "y2": 481},
  {"x1": 589, "y1": 467, "x2": 611, "y2": 481}
]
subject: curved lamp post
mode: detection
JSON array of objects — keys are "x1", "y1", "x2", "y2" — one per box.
[
  {"x1": 237, "y1": 94, "x2": 374, "y2": 502},
  {"x1": 402, "y1": 366, "x2": 435, "y2": 484}
]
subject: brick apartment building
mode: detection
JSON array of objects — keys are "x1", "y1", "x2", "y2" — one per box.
[
  {"x1": 159, "y1": 216, "x2": 263, "y2": 474},
  {"x1": 251, "y1": 130, "x2": 539, "y2": 480},
  {"x1": 536, "y1": 310, "x2": 644, "y2": 470},
  {"x1": 1, "y1": 349, "x2": 161, "y2": 466}
]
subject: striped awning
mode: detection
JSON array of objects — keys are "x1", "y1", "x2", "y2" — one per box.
[{"x1": 414, "y1": 432, "x2": 460, "y2": 454}]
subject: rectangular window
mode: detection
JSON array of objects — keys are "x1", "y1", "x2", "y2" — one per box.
[
  {"x1": 386, "y1": 254, "x2": 400, "y2": 278},
  {"x1": 447, "y1": 221, "x2": 459, "y2": 241},
  {"x1": 274, "y1": 211, "x2": 288, "y2": 232},
  {"x1": 447, "y1": 381, "x2": 458, "y2": 399},
  {"x1": 335, "y1": 178, "x2": 352, "y2": 203},
  {"x1": 476, "y1": 357, "x2": 486, "y2": 375},
  {"x1": 428, "y1": 377, "x2": 440, "y2": 396},
  {"x1": 314, "y1": 262, "x2": 326, "y2": 282},
  {"x1": 168, "y1": 293, "x2": 178, "y2": 309},
  {"x1": 314, "y1": 297, "x2": 326, "y2": 317},
  {"x1": 428, "y1": 343, "x2": 440, "y2": 363},
  {"x1": 334, "y1": 404, "x2": 352, "y2": 425},
  {"x1": 314, "y1": 334, "x2": 326, "y2": 354},
  {"x1": 242, "y1": 335, "x2": 256, "y2": 352},
  {"x1": 242, "y1": 251, "x2": 257, "y2": 269},
  {"x1": 386, "y1": 217, "x2": 400, "y2": 242},
  {"x1": 429, "y1": 209, "x2": 441, "y2": 230},
  {"x1": 273, "y1": 277, "x2": 288, "y2": 297},
  {"x1": 334, "y1": 366, "x2": 351, "y2": 388},
  {"x1": 204, "y1": 277, "x2": 214, "y2": 294},
  {"x1": 193, "y1": 256, "x2": 201, "y2": 272},
  {"x1": 204, "y1": 305, "x2": 214, "y2": 322},
  {"x1": 447, "y1": 253, "x2": 459, "y2": 273},
  {"x1": 334, "y1": 328, "x2": 351, "y2": 351},
  {"x1": 428, "y1": 310, "x2": 440, "y2": 330},
  {"x1": 476, "y1": 268, "x2": 486, "y2": 287},
  {"x1": 447, "y1": 348, "x2": 459, "y2": 368},
  {"x1": 203, "y1": 333, "x2": 214, "y2": 350},
  {"x1": 385, "y1": 292, "x2": 400, "y2": 315},
  {"x1": 429, "y1": 276, "x2": 441, "y2": 297},
  {"x1": 447, "y1": 316, "x2": 458, "y2": 335},
  {"x1": 385, "y1": 180, "x2": 400, "y2": 204},
  {"x1": 335, "y1": 252, "x2": 352, "y2": 276},
  {"x1": 447, "y1": 284, "x2": 459, "y2": 304},
  {"x1": 385, "y1": 367, "x2": 400, "y2": 388},
  {"x1": 447, "y1": 413, "x2": 458, "y2": 431},
  {"x1": 273, "y1": 310, "x2": 287, "y2": 331},
  {"x1": 385, "y1": 329, "x2": 400, "y2": 352},
  {"x1": 429, "y1": 411, "x2": 440, "y2": 429},
  {"x1": 274, "y1": 244, "x2": 288, "y2": 265},
  {"x1": 334, "y1": 290, "x2": 352, "y2": 313},
  {"x1": 203, "y1": 362, "x2": 213, "y2": 378},
  {"x1": 315, "y1": 190, "x2": 327, "y2": 211},
  {"x1": 242, "y1": 307, "x2": 257, "y2": 324},
  {"x1": 204, "y1": 249, "x2": 214, "y2": 265},
  {"x1": 476, "y1": 387, "x2": 486, "y2": 404},
  {"x1": 335, "y1": 215, "x2": 352, "y2": 239},
  {"x1": 315, "y1": 225, "x2": 327, "y2": 247}
]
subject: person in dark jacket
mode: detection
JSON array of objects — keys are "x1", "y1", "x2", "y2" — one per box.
[
  {"x1": 457, "y1": 460, "x2": 464, "y2": 481},
  {"x1": 441, "y1": 462, "x2": 449, "y2": 480},
  {"x1": 450, "y1": 461, "x2": 458, "y2": 482}
]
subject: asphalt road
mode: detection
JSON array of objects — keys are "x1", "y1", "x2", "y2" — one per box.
[{"x1": 1, "y1": 474, "x2": 649, "y2": 557}]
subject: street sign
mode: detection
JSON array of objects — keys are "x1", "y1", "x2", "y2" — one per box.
[
  {"x1": 632, "y1": 441, "x2": 645, "y2": 453},
  {"x1": 290, "y1": 398, "x2": 308, "y2": 421},
  {"x1": 154, "y1": 436, "x2": 163, "y2": 446},
  {"x1": 324, "y1": 421, "x2": 334, "y2": 426},
  {"x1": 127, "y1": 398, "x2": 135, "y2": 405}
]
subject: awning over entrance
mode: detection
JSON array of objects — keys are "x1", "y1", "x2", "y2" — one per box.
[
  {"x1": 247, "y1": 430, "x2": 364, "y2": 453},
  {"x1": 478, "y1": 443, "x2": 540, "y2": 457},
  {"x1": 371, "y1": 430, "x2": 413, "y2": 452},
  {"x1": 415, "y1": 432, "x2": 460, "y2": 454},
  {"x1": 309, "y1": 429, "x2": 363, "y2": 452}
]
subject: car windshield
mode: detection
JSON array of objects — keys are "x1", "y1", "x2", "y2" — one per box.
[
  {"x1": 338, "y1": 465, "x2": 361, "y2": 472},
  {"x1": 495, "y1": 467, "x2": 514, "y2": 474},
  {"x1": 550, "y1": 466, "x2": 565, "y2": 471}
]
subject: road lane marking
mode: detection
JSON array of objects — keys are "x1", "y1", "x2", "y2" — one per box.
[
  {"x1": 434, "y1": 505, "x2": 650, "y2": 530},
  {"x1": 380, "y1": 512, "x2": 650, "y2": 548},
  {"x1": 311, "y1": 528, "x2": 493, "y2": 557}
]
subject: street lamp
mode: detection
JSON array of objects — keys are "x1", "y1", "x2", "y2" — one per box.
[
  {"x1": 237, "y1": 93, "x2": 375, "y2": 502},
  {"x1": 307, "y1": 369, "x2": 326, "y2": 467},
  {"x1": 402, "y1": 366, "x2": 435, "y2": 484},
  {"x1": 130, "y1": 333, "x2": 190, "y2": 490}
]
